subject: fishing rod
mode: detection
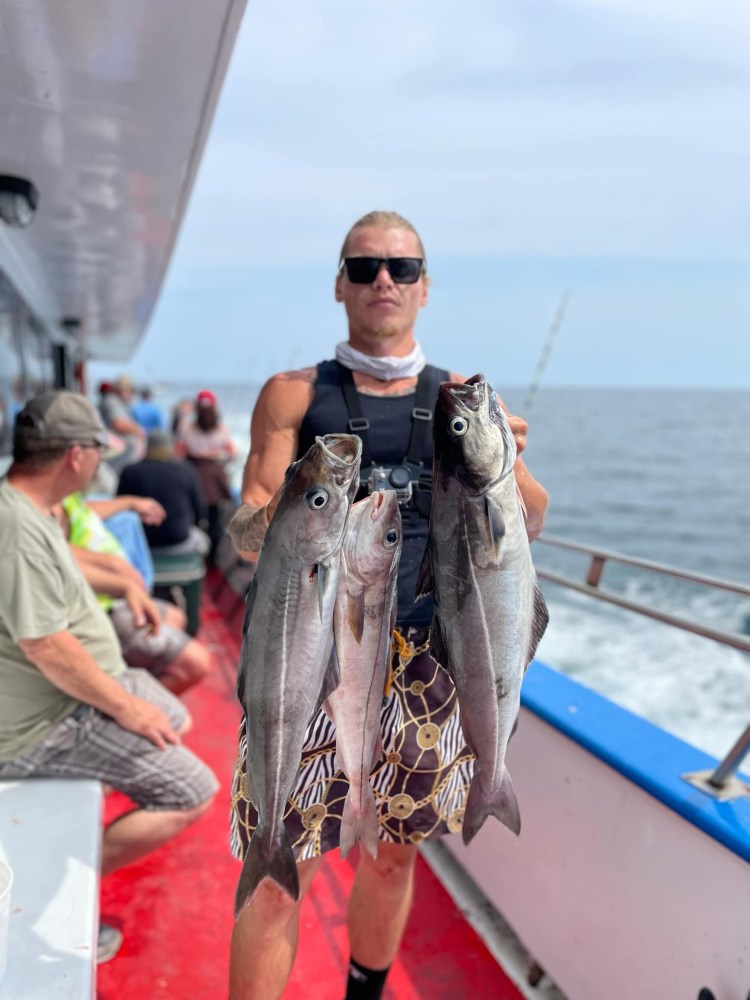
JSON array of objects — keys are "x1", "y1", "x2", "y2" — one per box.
[{"x1": 522, "y1": 289, "x2": 573, "y2": 417}]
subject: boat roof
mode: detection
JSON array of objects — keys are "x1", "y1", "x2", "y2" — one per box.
[{"x1": 0, "y1": 1, "x2": 246, "y2": 363}]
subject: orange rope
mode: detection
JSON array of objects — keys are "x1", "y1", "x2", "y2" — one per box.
[{"x1": 386, "y1": 629, "x2": 411, "y2": 697}]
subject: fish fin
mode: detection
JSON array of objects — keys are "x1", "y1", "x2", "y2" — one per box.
[
  {"x1": 415, "y1": 545, "x2": 434, "y2": 601},
  {"x1": 243, "y1": 755, "x2": 259, "y2": 808},
  {"x1": 428, "y1": 613, "x2": 451, "y2": 673},
  {"x1": 509, "y1": 710, "x2": 520, "y2": 742},
  {"x1": 340, "y1": 785, "x2": 379, "y2": 860},
  {"x1": 462, "y1": 766, "x2": 521, "y2": 845},
  {"x1": 347, "y1": 589, "x2": 365, "y2": 644},
  {"x1": 526, "y1": 581, "x2": 550, "y2": 667},
  {"x1": 240, "y1": 576, "x2": 258, "y2": 638},
  {"x1": 316, "y1": 559, "x2": 338, "y2": 620},
  {"x1": 376, "y1": 582, "x2": 398, "y2": 700},
  {"x1": 234, "y1": 825, "x2": 299, "y2": 918},
  {"x1": 236, "y1": 648, "x2": 248, "y2": 713},
  {"x1": 312, "y1": 644, "x2": 341, "y2": 723},
  {"x1": 236, "y1": 578, "x2": 259, "y2": 707},
  {"x1": 485, "y1": 495, "x2": 506, "y2": 555}
]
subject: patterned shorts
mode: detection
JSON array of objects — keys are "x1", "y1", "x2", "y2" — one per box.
[
  {"x1": 0, "y1": 668, "x2": 219, "y2": 810},
  {"x1": 229, "y1": 627, "x2": 474, "y2": 862}
]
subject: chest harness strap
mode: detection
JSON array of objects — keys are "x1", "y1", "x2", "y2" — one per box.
[{"x1": 335, "y1": 362, "x2": 442, "y2": 510}]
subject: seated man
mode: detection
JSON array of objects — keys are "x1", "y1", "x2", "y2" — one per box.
[
  {"x1": 0, "y1": 390, "x2": 219, "y2": 960},
  {"x1": 59, "y1": 492, "x2": 212, "y2": 696},
  {"x1": 117, "y1": 430, "x2": 210, "y2": 557}
]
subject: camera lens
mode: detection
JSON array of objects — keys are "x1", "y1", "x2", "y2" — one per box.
[{"x1": 389, "y1": 467, "x2": 411, "y2": 489}]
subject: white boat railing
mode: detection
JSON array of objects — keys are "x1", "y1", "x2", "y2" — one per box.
[{"x1": 535, "y1": 533, "x2": 750, "y2": 800}]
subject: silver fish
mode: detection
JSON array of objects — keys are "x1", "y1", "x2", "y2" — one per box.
[
  {"x1": 234, "y1": 434, "x2": 361, "y2": 915},
  {"x1": 416, "y1": 374, "x2": 549, "y2": 845},
  {"x1": 326, "y1": 490, "x2": 402, "y2": 859}
]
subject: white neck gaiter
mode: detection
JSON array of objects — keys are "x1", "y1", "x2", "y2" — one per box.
[{"x1": 335, "y1": 341, "x2": 426, "y2": 381}]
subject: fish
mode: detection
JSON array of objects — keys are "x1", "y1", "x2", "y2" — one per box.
[
  {"x1": 234, "y1": 433, "x2": 362, "y2": 916},
  {"x1": 416, "y1": 374, "x2": 549, "y2": 845},
  {"x1": 325, "y1": 490, "x2": 402, "y2": 859}
]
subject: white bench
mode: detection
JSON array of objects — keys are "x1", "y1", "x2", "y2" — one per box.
[{"x1": 0, "y1": 779, "x2": 102, "y2": 998}]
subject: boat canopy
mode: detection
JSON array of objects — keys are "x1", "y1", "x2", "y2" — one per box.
[{"x1": 0, "y1": 0, "x2": 247, "y2": 363}]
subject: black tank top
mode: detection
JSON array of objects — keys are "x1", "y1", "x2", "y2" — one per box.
[{"x1": 297, "y1": 360, "x2": 449, "y2": 626}]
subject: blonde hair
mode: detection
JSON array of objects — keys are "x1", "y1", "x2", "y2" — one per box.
[{"x1": 339, "y1": 211, "x2": 428, "y2": 274}]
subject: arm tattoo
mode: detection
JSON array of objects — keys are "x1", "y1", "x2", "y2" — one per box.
[{"x1": 227, "y1": 503, "x2": 270, "y2": 553}]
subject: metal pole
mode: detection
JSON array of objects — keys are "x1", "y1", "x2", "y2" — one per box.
[
  {"x1": 522, "y1": 290, "x2": 573, "y2": 417},
  {"x1": 708, "y1": 724, "x2": 750, "y2": 788}
]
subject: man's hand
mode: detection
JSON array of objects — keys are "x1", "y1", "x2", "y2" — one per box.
[
  {"x1": 124, "y1": 585, "x2": 161, "y2": 635},
  {"x1": 506, "y1": 413, "x2": 528, "y2": 455},
  {"x1": 227, "y1": 503, "x2": 269, "y2": 558},
  {"x1": 113, "y1": 696, "x2": 181, "y2": 749},
  {"x1": 132, "y1": 497, "x2": 166, "y2": 525}
]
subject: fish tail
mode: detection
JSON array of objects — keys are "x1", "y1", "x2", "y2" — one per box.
[
  {"x1": 462, "y1": 766, "x2": 521, "y2": 845},
  {"x1": 234, "y1": 825, "x2": 299, "y2": 918},
  {"x1": 340, "y1": 785, "x2": 379, "y2": 860}
]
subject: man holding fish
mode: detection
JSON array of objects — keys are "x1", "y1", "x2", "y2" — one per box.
[{"x1": 228, "y1": 210, "x2": 549, "y2": 1000}]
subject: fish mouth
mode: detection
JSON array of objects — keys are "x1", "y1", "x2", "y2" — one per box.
[
  {"x1": 367, "y1": 488, "x2": 398, "y2": 520},
  {"x1": 317, "y1": 434, "x2": 362, "y2": 467},
  {"x1": 370, "y1": 489, "x2": 385, "y2": 513},
  {"x1": 439, "y1": 374, "x2": 488, "y2": 414}
]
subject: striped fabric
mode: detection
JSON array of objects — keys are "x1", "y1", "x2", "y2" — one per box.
[
  {"x1": 230, "y1": 628, "x2": 475, "y2": 862},
  {"x1": 0, "y1": 669, "x2": 218, "y2": 809}
]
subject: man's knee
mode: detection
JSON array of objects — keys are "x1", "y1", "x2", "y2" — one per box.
[
  {"x1": 147, "y1": 750, "x2": 219, "y2": 812},
  {"x1": 163, "y1": 603, "x2": 187, "y2": 630},
  {"x1": 358, "y1": 842, "x2": 417, "y2": 883},
  {"x1": 180, "y1": 796, "x2": 214, "y2": 825},
  {"x1": 182, "y1": 639, "x2": 212, "y2": 679},
  {"x1": 239, "y1": 876, "x2": 302, "y2": 927},
  {"x1": 232, "y1": 854, "x2": 321, "y2": 929},
  {"x1": 177, "y1": 710, "x2": 193, "y2": 735},
  {"x1": 158, "y1": 639, "x2": 211, "y2": 695}
]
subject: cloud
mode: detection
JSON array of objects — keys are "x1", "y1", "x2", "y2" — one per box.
[{"x1": 134, "y1": 0, "x2": 749, "y2": 387}]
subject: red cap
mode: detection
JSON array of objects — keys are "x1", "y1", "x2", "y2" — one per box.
[{"x1": 196, "y1": 389, "x2": 216, "y2": 407}]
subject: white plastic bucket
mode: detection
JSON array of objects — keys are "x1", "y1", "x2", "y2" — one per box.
[{"x1": 0, "y1": 858, "x2": 12, "y2": 987}]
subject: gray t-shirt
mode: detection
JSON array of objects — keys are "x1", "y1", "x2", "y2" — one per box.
[
  {"x1": 99, "y1": 391, "x2": 133, "y2": 429},
  {"x1": 0, "y1": 480, "x2": 126, "y2": 762}
]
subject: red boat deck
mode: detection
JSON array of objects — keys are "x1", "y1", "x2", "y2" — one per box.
[{"x1": 97, "y1": 574, "x2": 523, "y2": 999}]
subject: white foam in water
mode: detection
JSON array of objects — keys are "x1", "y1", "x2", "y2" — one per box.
[{"x1": 537, "y1": 588, "x2": 747, "y2": 758}]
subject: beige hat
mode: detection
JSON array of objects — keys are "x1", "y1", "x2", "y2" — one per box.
[
  {"x1": 14, "y1": 390, "x2": 109, "y2": 446},
  {"x1": 114, "y1": 374, "x2": 135, "y2": 392}
]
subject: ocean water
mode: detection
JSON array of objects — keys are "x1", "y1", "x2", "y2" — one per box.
[{"x1": 156, "y1": 382, "x2": 749, "y2": 758}]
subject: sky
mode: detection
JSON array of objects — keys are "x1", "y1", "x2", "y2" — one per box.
[{"x1": 115, "y1": 0, "x2": 750, "y2": 389}]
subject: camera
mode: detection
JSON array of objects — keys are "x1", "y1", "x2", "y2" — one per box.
[{"x1": 366, "y1": 465, "x2": 414, "y2": 505}]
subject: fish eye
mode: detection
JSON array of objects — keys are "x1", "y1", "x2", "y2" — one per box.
[
  {"x1": 449, "y1": 415, "x2": 469, "y2": 436},
  {"x1": 305, "y1": 488, "x2": 329, "y2": 510},
  {"x1": 383, "y1": 528, "x2": 400, "y2": 547}
]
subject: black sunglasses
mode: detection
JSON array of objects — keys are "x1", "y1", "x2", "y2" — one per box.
[{"x1": 341, "y1": 257, "x2": 424, "y2": 285}]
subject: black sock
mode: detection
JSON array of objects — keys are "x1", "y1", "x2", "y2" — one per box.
[{"x1": 344, "y1": 957, "x2": 390, "y2": 1000}]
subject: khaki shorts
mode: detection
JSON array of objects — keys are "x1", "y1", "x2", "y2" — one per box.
[
  {"x1": 0, "y1": 668, "x2": 218, "y2": 810},
  {"x1": 230, "y1": 627, "x2": 474, "y2": 862},
  {"x1": 109, "y1": 598, "x2": 190, "y2": 675}
]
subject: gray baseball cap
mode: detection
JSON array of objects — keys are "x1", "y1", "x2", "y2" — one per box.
[{"x1": 14, "y1": 390, "x2": 109, "y2": 446}]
